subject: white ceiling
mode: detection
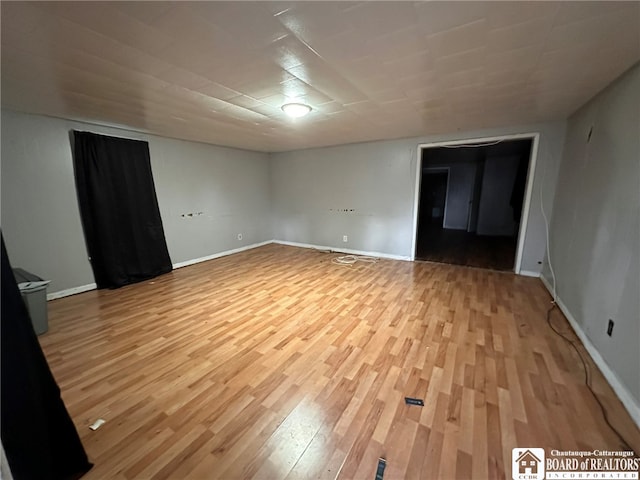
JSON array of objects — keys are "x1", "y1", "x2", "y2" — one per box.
[{"x1": 2, "y1": 2, "x2": 639, "y2": 152}]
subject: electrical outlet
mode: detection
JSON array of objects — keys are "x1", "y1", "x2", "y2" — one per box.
[
  {"x1": 607, "y1": 319, "x2": 614, "y2": 337},
  {"x1": 343, "y1": 235, "x2": 348, "y2": 242},
  {"x1": 237, "y1": 233, "x2": 242, "y2": 241}
]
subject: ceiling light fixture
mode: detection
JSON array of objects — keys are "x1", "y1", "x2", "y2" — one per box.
[{"x1": 282, "y1": 102, "x2": 312, "y2": 118}]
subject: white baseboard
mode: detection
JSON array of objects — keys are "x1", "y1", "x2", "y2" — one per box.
[
  {"x1": 172, "y1": 240, "x2": 273, "y2": 269},
  {"x1": 272, "y1": 239, "x2": 411, "y2": 261},
  {"x1": 519, "y1": 269, "x2": 541, "y2": 278},
  {"x1": 540, "y1": 274, "x2": 640, "y2": 428},
  {"x1": 46, "y1": 241, "x2": 273, "y2": 300},
  {"x1": 47, "y1": 283, "x2": 97, "y2": 301}
]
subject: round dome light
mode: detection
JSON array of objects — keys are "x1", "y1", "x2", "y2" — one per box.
[{"x1": 281, "y1": 103, "x2": 312, "y2": 118}]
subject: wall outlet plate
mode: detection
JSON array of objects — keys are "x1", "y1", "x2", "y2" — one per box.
[
  {"x1": 237, "y1": 233, "x2": 243, "y2": 241},
  {"x1": 343, "y1": 235, "x2": 348, "y2": 242}
]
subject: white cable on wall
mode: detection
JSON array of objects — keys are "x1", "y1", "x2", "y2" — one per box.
[
  {"x1": 539, "y1": 151, "x2": 558, "y2": 303},
  {"x1": 538, "y1": 134, "x2": 558, "y2": 302},
  {"x1": 540, "y1": 100, "x2": 601, "y2": 305}
]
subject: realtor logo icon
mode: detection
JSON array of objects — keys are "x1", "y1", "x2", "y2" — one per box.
[{"x1": 512, "y1": 448, "x2": 545, "y2": 480}]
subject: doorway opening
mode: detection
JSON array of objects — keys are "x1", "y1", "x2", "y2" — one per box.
[{"x1": 412, "y1": 135, "x2": 537, "y2": 272}]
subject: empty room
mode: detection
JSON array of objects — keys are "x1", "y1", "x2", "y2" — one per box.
[{"x1": 1, "y1": 2, "x2": 639, "y2": 479}]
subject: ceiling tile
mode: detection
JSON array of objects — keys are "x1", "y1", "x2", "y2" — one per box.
[
  {"x1": 1, "y1": 1, "x2": 638, "y2": 152},
  {"x1": 414, "y1": 1, "x2": 487, "y2": 35},
  {"x1": 427, "y1": 19, "x2": 489, "y2": 59}
]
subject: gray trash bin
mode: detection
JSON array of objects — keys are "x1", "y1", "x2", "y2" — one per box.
[{"x1": 13, "y1": 268, "x2": 50, "y2": 335}]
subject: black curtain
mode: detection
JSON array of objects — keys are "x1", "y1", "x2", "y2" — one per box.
[
  {"x1": 510, "y1": 154, "x2": 529, "y2": 222},
  {"x1": 1, "y1": 235, "x2": 93, "y2": 479},
  {"x1": 73, "y1": 131, "x2": 172, "y2": 289}
]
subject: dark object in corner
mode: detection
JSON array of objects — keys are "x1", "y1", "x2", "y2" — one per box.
[
  {"x1": 510, "y1": 154, "x2": 529, "y2": 222},
  {"x1": 1, "y1": 235, "x2": 93, "y2": 479},
  {"x1": 12, "y1": 268, "x2": 50, "y2": 335},
  {"x1": 72, "y1": 131, "x2": 172, "y2": 289}
]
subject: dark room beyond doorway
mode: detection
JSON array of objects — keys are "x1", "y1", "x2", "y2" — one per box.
[{"x1": 415, "y1": 138, "x2": 532, "y2": 271}]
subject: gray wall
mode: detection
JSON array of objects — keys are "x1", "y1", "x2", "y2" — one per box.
[
  {"x1": 269, "y1": 139, "x2": 416, "y2": 256},
  {"x1": 270, "y1": 122, "x2": 566, "y2": 272},
  {"x1": 544, "y1": 64, "x2": 640, "y2": 410},
  {"x1": 476, "y1": 155, "x2": 519, "y2": 236},
  {"x1": 1, "y1": 111, "x2": 271, "y2": 294}
]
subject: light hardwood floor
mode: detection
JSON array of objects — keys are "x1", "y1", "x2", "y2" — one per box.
[{"x1": 40, "y1": 244, "x2": 640, "y2": 479}]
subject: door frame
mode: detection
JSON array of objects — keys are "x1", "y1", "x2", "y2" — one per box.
[{"x1": 411, "y1": 133, "x2": 540, "y2": 274}]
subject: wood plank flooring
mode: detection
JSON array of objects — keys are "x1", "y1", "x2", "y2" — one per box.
[
  {"x1": 416, "y1": 225, "x2": 518, "y2": 271},
  {"x1": 39, "y1": 244, "x2": 640, "y2": 479}
]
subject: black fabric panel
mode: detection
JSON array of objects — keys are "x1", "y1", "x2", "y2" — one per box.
[
  {"x1": 510, "y1": 154, "x2": 529, "y2": 222},
  {"x1": 1, "y1": 235, "x2": 93, "y2": 480},
  {"x1": 73, "y1": 131, "x2": 172, "y2": 288}
]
